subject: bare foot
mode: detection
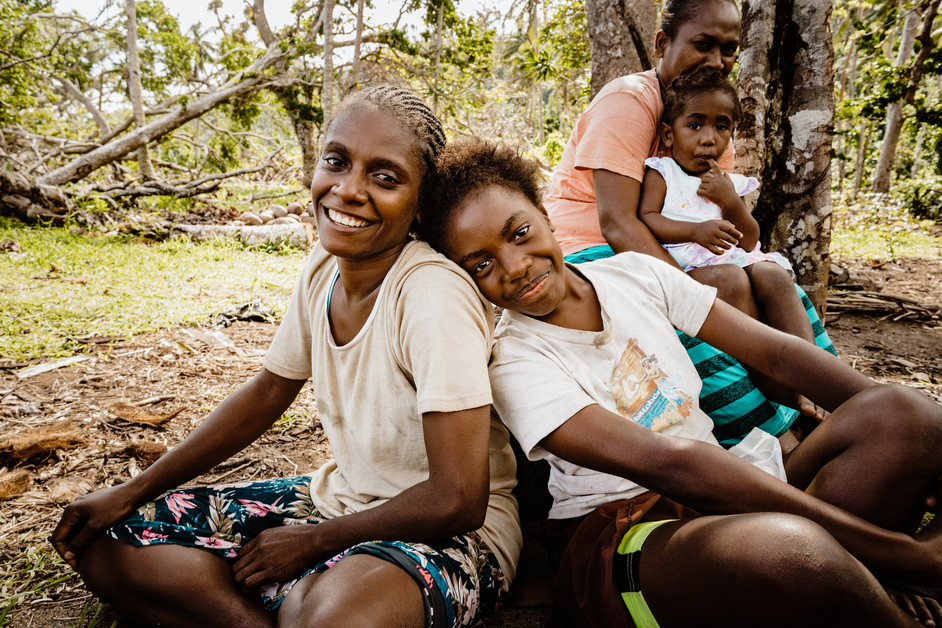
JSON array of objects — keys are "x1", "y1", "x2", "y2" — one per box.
[
  {"x1": 796, "y1": 393, "x2": 829, "y2": 422},
  {"x1": 885, "y1": 581, "x2": 942, "y2": 627}
]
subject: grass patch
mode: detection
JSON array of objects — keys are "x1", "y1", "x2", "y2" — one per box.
[
  {"x1": 0, "y1": 217, "x2": 306, "y2": 362},
  {"x1": 831, "y1": 194, "x2": 942, "y2": 261},
  {"x1": 0, "y1": 532, "x2": 74, "y2": 625}
]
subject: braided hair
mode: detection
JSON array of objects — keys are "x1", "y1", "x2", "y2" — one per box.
[
  {"x1": 331, "y1": 85, "x2": 446, "y2": 176},
  {"x1": 660, "y1": 0, "x2": 739, "y2": 38}
]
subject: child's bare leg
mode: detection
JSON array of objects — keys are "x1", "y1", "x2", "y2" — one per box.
[
  {"x1": 640, "y1": 513, "x2": 918, "y2": 627},
  {"x1": 785, "y1": 384, "x2": 942, "y2": 533},
  {"x1": 687, "y1": 264, "x2": 760, "y2": 319},
  {"x1": 78, "y1": 536, "x2": 273, "y2": 628},
  {"x1": 688, "y1": 263, "x2": 810, "y2": 413},
  {"x1": 277, "y1": 554, "x2": 424, "y2": 627},
  {"x1": 745, "y1": 261, "x2": 823, "y2": 418},
  {"x1": 745, "y1": 262, "x2": 815, "y2": 343}
]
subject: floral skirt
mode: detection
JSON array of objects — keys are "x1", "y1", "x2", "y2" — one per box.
[{"x1": 107, "y1": 476, "x2": 506, "y2": 627}]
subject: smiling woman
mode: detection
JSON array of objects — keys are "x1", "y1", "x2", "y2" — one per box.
[{"x1": 50, "y1": 86, "x2": 521, "y2": 628}]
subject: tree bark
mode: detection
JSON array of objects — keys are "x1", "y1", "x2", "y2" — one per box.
[
  {"x1": 737, "y1": 0, "x2": 835, "y2": 314},
  {"x1": 871, "y1": 4, "x2": 921, "y2": 193},
  {"x1": 125, "y1": 0, "x2": 155, "y2": 180},
  {"x1": 853, "y1": 122, "x2": 870, "y2": 196},
  {"x1": 584, "y1": 0, "x2": 655, "y2": 98}
]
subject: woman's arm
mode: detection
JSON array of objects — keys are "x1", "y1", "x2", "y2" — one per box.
[
  {"x1": 594, "y1": 168, "x2": 682, "y2": 268},
  {"x1": 697, "y1": 160, "x2": 760, "y2": 251},
  {"x1": 231, "y1": 404, "x2": 493, "y2": 590},
  {"x1": 695, "y1": 298, "x2": 874, "y2": 411},
  {"x1": 51, "y1": 368, "x2": 305, "y2": 567},
  {"x1": 639, "y1": 167, "x2": 743, "y2": 253},
  {"x1": 541, "y1": 404, "x2": 939, "y2": 585}
]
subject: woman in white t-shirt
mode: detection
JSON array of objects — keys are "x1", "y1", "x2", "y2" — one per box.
[
  {"x1": 419, "y1": 139, "x2": 942, "y2": 628},
  {"x1": 51, "y1": 87, "x2": 521, "y2": 628}
]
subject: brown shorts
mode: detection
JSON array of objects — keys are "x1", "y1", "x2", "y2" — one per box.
[{"x1": 548, "y1": 493, "x2": 695, "y2": 628}]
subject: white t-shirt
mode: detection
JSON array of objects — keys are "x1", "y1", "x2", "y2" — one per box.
[
  {"x1": 490, "y1": 252, "x2": 718, "y2": 520},
  {"x1": 264, "y1": 240, "x2": 522, "y2": 580}
]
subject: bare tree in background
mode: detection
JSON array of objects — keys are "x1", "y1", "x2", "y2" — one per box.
[
  {"x1": 126, "y1": 0, "x2": 155, "y2": 180},
  {"x1": 871, "y1": 0, "x2": 941, "y2": 193}
]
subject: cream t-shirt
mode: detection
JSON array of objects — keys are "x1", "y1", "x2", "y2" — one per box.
[
  {"x1": 545, "y1": 69, "x2": 735, "y2": 256},
  {"x1": 490, "y1": 253, "x2": 719, "y2": 519},
  {"x1": 264, "y1": 240, "x2": 522, "y2": 580}
]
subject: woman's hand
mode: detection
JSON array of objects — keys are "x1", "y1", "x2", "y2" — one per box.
[
  {"x1": 691, "y1": 219, "x2": 741, "y2": 254},
  {"x1": 232, "y1": 525, "x2": 322, "y2": 593},
  {"x1": 50, "y1": 483, "x2": 141, "y2": 569}
]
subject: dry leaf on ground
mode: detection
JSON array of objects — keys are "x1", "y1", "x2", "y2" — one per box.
[
  {"x1": 0, "y1": 420, "x2": 86, "y2": 462},
  {"x1": 107, "y1": 403, "x2": 183, "y2": 426},
  {"x1": 0, "y1": 469, "x2": 31, "y2": 500}
]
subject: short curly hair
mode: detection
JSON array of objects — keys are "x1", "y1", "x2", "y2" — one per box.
[
  {"x1": 417, "y1": 139, "x2": 544, "y2": 253},
  {"x1": 661, "y1": 67, "x2": 742, "y2": 128}
]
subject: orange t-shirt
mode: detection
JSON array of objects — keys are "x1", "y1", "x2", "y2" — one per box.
[{"x1": 544, "y1": 69, "x2": 734, "y2": 256}]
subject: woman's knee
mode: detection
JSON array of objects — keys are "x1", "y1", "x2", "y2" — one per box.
[
  {"x1": 644, "y1": 514, "x2": 880, "y2": 623},
  {"x1": 833, "y1": 384, "x2": 942, "y2": 456},
  {"x1": 277, "y1": 555, "x2": 424, "y2": 628}
]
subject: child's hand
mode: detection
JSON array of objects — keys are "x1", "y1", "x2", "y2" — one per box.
[
  {"x1": 697, "y1": 159, "x2": 740, "y2": 209},
  {"x1": 691, "y1": 219, "x2": 741, "y2": 254}
]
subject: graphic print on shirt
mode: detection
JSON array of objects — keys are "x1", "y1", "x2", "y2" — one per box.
[{"x1": 607, "y1": 338, "x2": 692, "y2": 431}]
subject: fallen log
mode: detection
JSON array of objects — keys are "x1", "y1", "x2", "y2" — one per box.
[{"x1": 0, "y1": 169, "x2": 72, "y2": 222}]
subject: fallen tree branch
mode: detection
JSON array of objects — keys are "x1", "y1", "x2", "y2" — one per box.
[
  {"x1": 250, "y1": 188, "x2": 306, "y2": 202},
  {"x1": 91, "y1": 149, "x2": 283, "y2": 200},
  {"x1": 827, "y1": 290, "x2": 940, "y2": 323}
]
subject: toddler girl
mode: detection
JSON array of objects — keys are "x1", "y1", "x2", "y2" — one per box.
[{"x1": 639, "y1": 68, "x2": 819, "y2": 417}]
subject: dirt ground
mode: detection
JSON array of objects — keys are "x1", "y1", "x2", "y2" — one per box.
[{"x1": 0, "y1": 257, "x2": 939, "y2": 627}]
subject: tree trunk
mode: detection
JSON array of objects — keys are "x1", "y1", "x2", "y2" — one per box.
[
  {"x1": 737, "y1": 0, "x2": 835, "y2": 314},
  {"x1": 36, "y1": 44, "x2": 284, "y2": 187},
  {"x1": 871, "y1": 4, "x2": 921, "y2": 194},
  {"x1": 853, "y1": 122, "x2": 870, "y2": 196},
  {"x1": 432, "y1": 0, "x2": 444, "y2": 114},
  {"x1": 584, "y1": 0, "x2": 655, "y2": 99},
  {"x1": 125, "y1": 0, "x2": 155, "y2": 180},
  {"x1": 0, "y1": 170, "x2": 73, "y2": 221},
  {"x1": 351, "y1": 0, "x2": 365, "y2": 89},
  {"x1": 321, "y1": 0, "x2": 336, "y2": 125}
]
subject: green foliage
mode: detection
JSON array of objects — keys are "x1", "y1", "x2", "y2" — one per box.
[
  {"x1": 833, "y1": 0, "x2": 942, "y2": 191},
  {"x1": 831, "y1": 193, "x2": 942, "y2": 261},
  {"x1": 0, "y1": 0, "x2": 56, "y2": 125},
  {"x1": 0, "y1": 532, "x2": 74, "y2": 626},
  {"x1": 897, "y1": 175, "x2": 942, "y2": 222}
]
